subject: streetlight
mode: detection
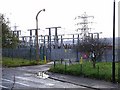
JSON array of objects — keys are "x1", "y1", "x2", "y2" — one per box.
[{"x1": 36, "y1": 9, "x2": 45, "y2": 63}]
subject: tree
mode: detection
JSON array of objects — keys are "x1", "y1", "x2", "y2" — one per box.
[
  {"x1": 75, "y1": 38, "x2": 109, "y2": 68},
  {"x1": 1, "y1": 14, "x2": 19, "y2": 48}
]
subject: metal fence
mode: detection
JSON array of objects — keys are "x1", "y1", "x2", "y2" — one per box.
[
  {"x1": 2, "y1": 47, "x2": 36, "y2": 60},
  {"x1": 2, "y1": 47, "x2": 118, "y2": 62},
  {"x1": 2, "y1": 48, "x2": 80, "y2": 61}
]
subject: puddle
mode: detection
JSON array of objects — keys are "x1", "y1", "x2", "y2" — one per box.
[
  {"x1": 45, "y1": 83, "x2": 54, "y2": 86},
  {"x1": 37, "y1": 71, "x2": 49, "y2": 79}
]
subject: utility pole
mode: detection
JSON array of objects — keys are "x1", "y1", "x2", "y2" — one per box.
[
  {"x1": 112, "y1": 0, "x2": 116, "y2": 83},
  {"x1": 28, "y1": 29, "x2": 36, "y2": 60},
  {"x1": 20, "y1": 36, "x2": 30, "y2": 47},
  {"x1": 46, "y1": 27, "x2": 61, "y2": 60},
  {"x1": 46, "y1": 27, "x2": 61, "y2": 48},
  {"x1": 118, "y1": 1, "x2": 120, "y2": 84},
  {"x1": 46, "y1": 28, "x2": 52, "y2": 60},
  {"x1": 60, "y1": 35, "x2": 64, "y2": 48},
  {"x1": 28, "y1": 29, "x2": 40, "y2": 47}
]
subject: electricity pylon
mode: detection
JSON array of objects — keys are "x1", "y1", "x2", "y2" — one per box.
[{"x1": 75, "y1": 12, "x2": 94, "y2": 40}]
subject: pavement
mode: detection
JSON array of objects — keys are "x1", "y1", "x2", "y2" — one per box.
[
  {"x1": 45, "y1": 62, "x2": 120, "y2": 89},
  {"x1": 47, "y1": 72, "x2": 119, "y2": 89}
]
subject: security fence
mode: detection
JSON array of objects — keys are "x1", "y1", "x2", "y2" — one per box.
[
  {"x1": 2, "y1": 48, "x2": 80, "y2": 61},
  {"x1": 2, "y1": 47, "x2": 36, "y2": 60},
  {"x1": 2, "y1": 47, "x2": 118, "y2": 62}
]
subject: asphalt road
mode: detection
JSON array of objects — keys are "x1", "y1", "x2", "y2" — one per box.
[{"x1": 1, "y1": 63, "x2": 93, "y2": 89}]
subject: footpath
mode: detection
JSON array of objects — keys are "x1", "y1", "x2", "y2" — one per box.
[
  {"x1": 44, "y1": 61, "x2": 119, "y2": 89},
  {"x1": 47, "y1": 72, "x2": 119, "y2": 89}
]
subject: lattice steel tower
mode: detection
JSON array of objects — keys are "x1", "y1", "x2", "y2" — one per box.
[{"x1": 75, "y1": 12, "x2": 94, "y2": 40}]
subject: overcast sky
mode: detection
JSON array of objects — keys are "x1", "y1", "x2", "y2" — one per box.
[{"x1": 1, "y1": 0, "x2": 119, "y2": 38}]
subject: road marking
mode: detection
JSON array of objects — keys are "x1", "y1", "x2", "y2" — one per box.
[
  {"x1": 16, "y1": 75, "x2": 53, "y2": 87},
  {"x1": 2, "y1": 78, "x2": 30, "y2": 87},
  {"x1": 16, "y1": 82, "x2": 30, "y2": 87},
  {"x1": 15, "y1": 76, "x2": 54, "y2": 86},
  {"x1": 16, "y1": 76, "x2": 54, "y2": 86},
  {"x1": 15, "y1": 76, "x2": 31, "y2": 81},
  {"x1": 2, "y1": 79, "x2": 12, "y2": 82},
  {"x1": 15, "y1": 76, "x2": 44, "y2": 84},
  {"x1": 0, "y1": 85, "x2": 8, "y2": 88}
]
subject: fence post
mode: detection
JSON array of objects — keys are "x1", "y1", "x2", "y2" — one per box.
[
  {"x1": 80, "y1": 64, "x2": 82, "y2": 74},
  {"x1": 12, "y1": 48, "x2": 13, "y2": 60},
  {"x1": 69, "y1": 59, "x2": 72, "y2": 65},
  {"x1": 65, "y1": 62, "x2": 67, "y2": 74},
  {"x1": 61, "y1": 58, "x2": 63, "y2": 64},
  {"x1": 44, "y1": 56, "x2": 47, "y2": 64},
  {"x1": 54, "y1": 60, "x2": 56, "y2": 68},
  {"x1": 97, "y1": 65, "x2": 99, "y2": 79}
]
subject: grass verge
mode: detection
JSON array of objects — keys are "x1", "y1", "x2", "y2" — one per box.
[
  {"x1": 2, "y1": 57, "x2": 45, "y2": 67},
  {"x1": 49, "y1": 61, "x2": 119, "y2": 83}
]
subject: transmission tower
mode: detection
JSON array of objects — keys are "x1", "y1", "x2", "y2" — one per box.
[{"x1": 75, "y1": 12, "x2": 94, "y2": 40}]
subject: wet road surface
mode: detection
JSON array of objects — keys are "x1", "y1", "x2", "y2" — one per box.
[{"x1": 1, "y1": 63, "x2": 93, "y2": 89}]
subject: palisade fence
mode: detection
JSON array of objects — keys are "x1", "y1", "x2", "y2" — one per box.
[
  {"x1": 2, "y1": 47, "x2": 116, "y2": 62},
  {"x1": 50, "y1": 49, "x2": 79, "y2": 61},
  {"x1": 2, "y1": 48, "x2": 36, "y2": 60},
  {"x1": 2, "y1": 48, "x2": 80, "y2": 61}
]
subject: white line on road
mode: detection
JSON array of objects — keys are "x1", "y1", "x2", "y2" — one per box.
[
  {"x1": 15, "y1": 76, "x2": 44, "y2": 84},
  {"x1": 0, "y1": 85, "x2": 8, "y2": 88},
  {"x1": 2, "y1": 78, "x2": 30, "y2": 87},
  {"x1": 16, "y1": 82, "x2": 30, "y2": 87},
  {"x1": 15, "y1": 76, "x2": 54, "y2": 86},
  {"x1": 2, "y1": 79, "x2": 12, "y2": 82},
  {"x1": 15, "y1": 76, "x2": 31, "y2": 81}
]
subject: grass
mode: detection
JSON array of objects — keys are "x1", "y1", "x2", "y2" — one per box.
[
  {"x1": 2, "y1": 57, "x2": 45, "y2": 67},
  {"x1": 49, "y1": 61, "x2": 119, "y2": 83}
]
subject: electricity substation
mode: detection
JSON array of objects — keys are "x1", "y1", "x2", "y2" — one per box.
[{"x1": 2, "y1": 12, "x2": 114, "y2": 62}]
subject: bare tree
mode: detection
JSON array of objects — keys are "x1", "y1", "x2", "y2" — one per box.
[{"x1": 75, "y1": 38, "x2": 110, "y2": 68}]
